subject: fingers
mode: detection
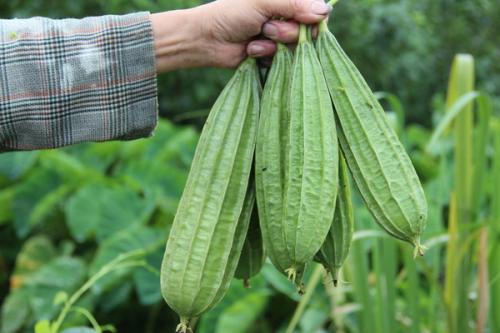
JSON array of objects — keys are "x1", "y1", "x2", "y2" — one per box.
[
  {"x1": 247, "y1": 40, "x2": 277, "y2": 58},
  {"x1": 262, "y1": 20, "x2": 319, "y2": 43},
  {"x1": 247, "y1": 19, "x2": 320, "y2": 58},
  {"x1": 262, "y1": 20, "x2": 299, "y2": 43},
  {"x1": 257, "y1": 0, "x2": 332, "y2": 24},
  {"x1": 244, "y1": 0, "x2": 332, "y2": 61}
]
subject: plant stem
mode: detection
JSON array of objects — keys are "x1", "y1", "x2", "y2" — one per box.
[
  {"x1": 285, "y1": 264, "x2": 323, "y2": 333},
  {"x1": 51, "y1": 251, "x2": 146, "y2": 332}
]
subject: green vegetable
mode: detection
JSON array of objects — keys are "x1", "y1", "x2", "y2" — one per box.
[
  {"x1": 160, "y1": 58, "x2": 261, "y2": 333},
  {"x1": 282, "y1": 25, "x2": 338, "y2": 286},
  {"x1": 235, "y1": 201, "x2": 265, "y2": 288},
  {"x1": 316, "y1": 153, "x2": 354, "y2": 285},
  {"x1": 255, "y1": 43, "x2": 295, "y2": 276},
  {"x1": 316, "y1": 20, "x2": 427, "y2": 256}
]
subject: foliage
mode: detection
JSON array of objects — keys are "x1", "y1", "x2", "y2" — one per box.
[
  {"x1": 0, "y1": 121, "x2": 198, "y2": 333},
  {"x1": 1, "y1": 1, "x2": 500, "y2": 332}
]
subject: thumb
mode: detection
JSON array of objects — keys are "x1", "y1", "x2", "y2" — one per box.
[{"x1": 258, "y1": 0, "x2": 332, "y2": 24}]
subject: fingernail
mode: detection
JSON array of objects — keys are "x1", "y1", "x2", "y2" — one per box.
[
  {"x1": 311, "y1": 1, "x2": 332, "y2": 15},
  {"x1": 248, "y1": 44, "x2": 265, "y2": 56},
  {"x1": 263, "y1": 23, "x2": 278, "y2": 39}
]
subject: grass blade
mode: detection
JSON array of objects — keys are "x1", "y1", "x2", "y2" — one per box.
[
  {"x1": 443, "y1": 54, "x2": 475, "y2": 333},
  {"x1": 489, "y1": 119, "x2": 500, "y2": 332},
  {"x1": 476, "y1": 227, "x2": 489, "y2": 333}
]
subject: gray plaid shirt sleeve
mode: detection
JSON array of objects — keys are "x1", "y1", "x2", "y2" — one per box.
[{"x1": 0, "y1": 12, "x2": 158, "y2": 152}]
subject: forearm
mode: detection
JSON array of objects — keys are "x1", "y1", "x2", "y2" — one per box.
[
  {"x1": 0, "y1": 13, "x2": 158, "y2": 152},
  {"x1": 151, "y1": 6, "x2": 211, "y2": 72}
]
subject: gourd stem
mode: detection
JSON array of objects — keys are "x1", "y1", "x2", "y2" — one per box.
[
  {"x1": 321, "y1": 0, "x2": 341, "y2": 32},
  {"x1": 306, "y1": 25, "x2": 313, "y2": 41},
  {"x1": 319, "y1": 19, "x2": 329, "y2": 33},
  {"x1": 298, "y1": 24, "x2": 307, "y2": 43}
]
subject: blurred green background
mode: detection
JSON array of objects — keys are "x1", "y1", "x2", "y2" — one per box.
[{"x1": 0, "y1": 1, "x2": 499, "y2": 333}]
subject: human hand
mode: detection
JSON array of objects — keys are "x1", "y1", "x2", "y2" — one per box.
[
  {"x1": 152, "y1": 0, "x2": 331, "y2": 72},
  {"x1": 200, "y1": 0, "x2": 332, "y2": 67}
]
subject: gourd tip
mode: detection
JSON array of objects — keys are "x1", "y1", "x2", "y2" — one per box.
[
  {"x1": 176, "y1": 317, "x2": 192, "y2": 333},
  {"x1": 332, "y1": 268, "x2": 339, "y2": 287},
  {"x1": 286, "y1": 267, "x2": 305, "y2": 294},
  {"x1": 413, "y1": 242, "x2": 426, "y2": 258},
  {"x1": 243, "y1": 279, "x2": 251, "y2": 289},
  {"x1": 285, "y1": 267, "x2": 297, "y2": 283}
]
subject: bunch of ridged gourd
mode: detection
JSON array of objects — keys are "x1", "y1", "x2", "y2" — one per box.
[{"x1": 159, "y1": 16, "x2": 428, "y2": 333}]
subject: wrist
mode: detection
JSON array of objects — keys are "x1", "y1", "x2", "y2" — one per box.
[{"x1": 151, "y1": 7, "x2": 209, "y2": 72}]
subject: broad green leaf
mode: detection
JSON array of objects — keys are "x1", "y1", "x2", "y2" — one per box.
[
  {"x1": 89, "y1": 226, "x2": 160, "y2": 293},
  {"x1": 215, "y1": 290, "x2": 269, "y2": 333},
  {"x1": 12, "y1": 168, "x2": 62, "y2": 237},
  {"x1": 118, "y1": 160, "x2": 187, "y2": 217},
  {"x1": 11, "y1": 236, "x2": 56, "y2": 289},
  {"x1": 62, "y1": 141, "x2": 122, "y2": 172},
  {"x1": 28, "y1": 183, "x2": 77, "y2": 230},
  {"x1": 153, "y1": 126, "x2": 198, "y2": 167},
  {"x1": 0, "y1": 289, "x2": 30, "y2": 333},
  {"x1": 38, "y1": 151, "x2": 93, "y2": 180},
  {"x1": 26, "y1": 256, "x2": 87, "y2": 320},
  {"x1": 125, "y1": 121, "x2": 197, "y2": 166},
  {"x1": 65, "y1": 184, "x2": 155, "y2": 242},
  {"x1": 198, "y1": 275, "x2": 269, "y2": 333},
  {"x1": 0, "y1": 151, "x2": 38, "y2": 181},
  {"x1": 139, "y1": 121, "x2": 180, "y2": 160}
]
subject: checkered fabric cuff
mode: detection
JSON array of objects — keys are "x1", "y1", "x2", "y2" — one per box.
[{"x1": 0, "y1": 12, "x2": 158, "y2": 151}]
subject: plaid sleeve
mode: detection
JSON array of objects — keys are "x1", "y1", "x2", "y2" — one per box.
[{"x1": 0, "y1": 12, "x2": 158, "y2": 152}]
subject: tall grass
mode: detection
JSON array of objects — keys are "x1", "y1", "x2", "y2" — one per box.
[
  {"x1": 443, "y1": 54, "x2": 476, "y2": 333},
  {"x1": 489, "y1": 120, "x2": 500, "y2": 332}
]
